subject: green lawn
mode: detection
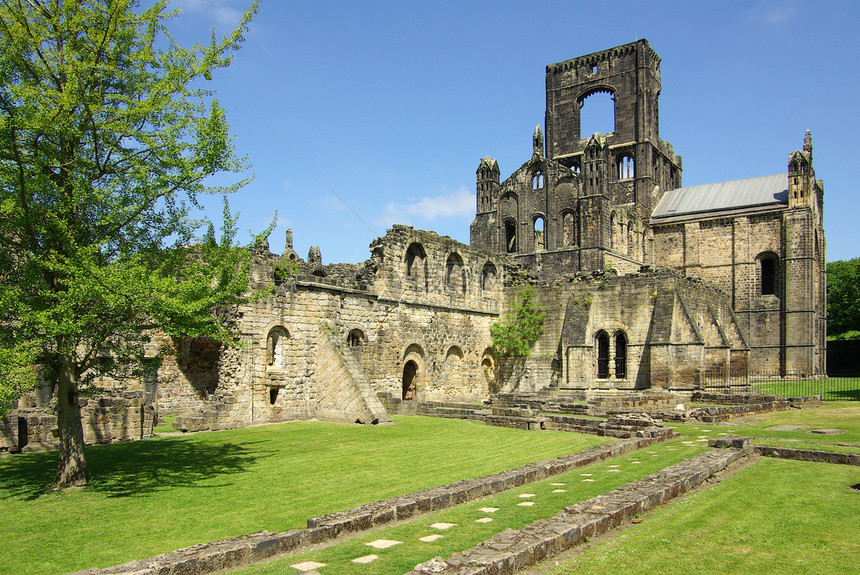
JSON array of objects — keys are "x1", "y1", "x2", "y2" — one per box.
[
  {"x1": 0, "y1": 416, "x2": 610, "y2": 575},
  {"x1": 751, "y1": 377, "x2": 860, "y2": 400},
  {"x1": 234, "y1": 440, "x2": 709, "y2": 574},
  {"x1": 669, "y1": 401, "x2": 860, "y2": 449},
  {"x1": 540, "y1": 458, "x2": 860, "y2": 575}
]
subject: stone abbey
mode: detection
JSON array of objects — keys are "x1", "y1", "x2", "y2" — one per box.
[{"x1": 2, "y1": 40, "x2": 827, "y2": 446}]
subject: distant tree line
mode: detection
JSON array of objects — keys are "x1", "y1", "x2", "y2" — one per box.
[{"x1": 827, "y1": 258, "x2": 860, "y2": 339}]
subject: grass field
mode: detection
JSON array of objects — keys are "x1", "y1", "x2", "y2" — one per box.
[
  {"x1": 0, "y1": 416, "x2": 609, "y2": 575},
  {"x1": 1, "y1": 403, "x2": 857, "y2": 575},
  {"x1": 233, "y1": 440, "x2": 708, "y2": 574},
  {"x1": 751, "y1": 376, "x2": 860, "y2": 400},
  {"x1": 538, "y1": 458, "x2": 860, "y2": 575},
  {"x1": 669, "y1": 401, "x2": 860, "y2": 449}
]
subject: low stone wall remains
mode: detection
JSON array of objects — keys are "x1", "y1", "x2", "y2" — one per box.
[
  {"x1": 754, "y1": 445, "x2": 860, "y2": 466},
  {"x1": 1, "y1": 392, "x2": 154, "y2": 453},
  {"x1": 68, "y1": 434, "x2": 674, "y2": 575},
  {"x1": 409, "y1": 447, "x2": 752, "y2": 575}
]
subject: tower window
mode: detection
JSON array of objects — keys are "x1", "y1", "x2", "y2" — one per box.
[
  {"x1": 759, "y1": 254, "x2": 778, "y2": 296},
  {"x1": 532, "y1": 170, "x2": 545, "y2": 190},
  {"x1": 505, "y1": 219, "x2": 517, "y2": 253}
]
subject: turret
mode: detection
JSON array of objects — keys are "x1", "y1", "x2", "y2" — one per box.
[
  {"x1": 533, "y1": 124, "x2": 544, "y2": 157},
  {"x1": 476, "y1": 156, "x2": 500, "y2": 214},
  {"x1": 788, "y1": 131, "x2": 814, "y2": 209}
]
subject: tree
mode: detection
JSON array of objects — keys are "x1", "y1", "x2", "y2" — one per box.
[
  {"x1": 0, "y1": 0, "x2": 260, "y2": 486},
  {"x1": 827, "y1": 258, "x2": 860, "y2": 337},
  {"x1": 490, "y1": 285, "x2": 546, "y2": 357}
]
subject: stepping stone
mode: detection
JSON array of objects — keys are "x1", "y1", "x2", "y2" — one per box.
[
  {"x1": 651, "y1": 454, "x2": 659, "y2": 457},
  {"x1": 430, "y1": 522, "x2": 457, "y2": 530},
  {"x1": 631, "y1": 461, "x2": 642, "y2": 464},
  {"x1": 608, "y1": 464, "x2": 620, "y2": 467},
  {"x1": 476, "y1": 517, "x2": 493, "y2": 523},
  {"x1": 702, "y1": 429, "x2": 712, "y2": 432},
  {"x1": 419, "y1": 534, "x2": 443, "y2": 542},
  {"x1": 718, "y1": 432, "x2": 729, "y2": 436},
  {"x1": 552, "y1": 489, "x2": 567, "y2": 493},
  {"x1": 352, "y1": 555, "x2": 378, "y2": 564},
  {"x1": 769, "y1": 425, "x2": 808, "y2": 431},
  {"x1": 366, "y1": 539, "x2": 402, "y2": 549},
  {"x1": 291, "y1": 561, "x2": 326, "y2": 571},
  {"x1": 517, "y1": 501, "x2": 535, "y2": 506},
  {"x1": 580, "y1": 473, "x2": 593, "y2": 476},
  {"x1": 698, "y1": 435, "x2": 709, "y2": 438},
  {"x1": 519, "y1": 493, "x2": 536, "y2": 498},
  {"x1": 607, "y1": 469, "x2": 621, "y2": 472},
  {"x1": 478, "y1": 507, "x2": 499, "y2": 513},
  {"x1": 809, "y1": 429, "x2": 844, "y2": 435},
  {"x1": 646, "y1": 451, "x2": 656, "y2": 454},
  {"x1": 582, "y1": 479, "x2": 595, "y2": 482},
  {"x1": 549, "y1": 482, "x2": 565, "y2": 486}
]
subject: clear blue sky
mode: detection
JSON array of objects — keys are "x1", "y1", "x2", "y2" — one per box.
[{"x1": 165, "y1": 0, "x2": 859, "y2": 263}]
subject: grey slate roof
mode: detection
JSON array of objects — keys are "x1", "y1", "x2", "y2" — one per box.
[{"x1": 651, "y1": 174, "x2": 788, "y2": 219}]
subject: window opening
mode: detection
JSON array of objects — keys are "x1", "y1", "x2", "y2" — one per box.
[
  {"x1": 505, "y1": 219, "x2": 517, "y2": 253},
  {"x1": 615, "y1": 332, "x2": 627, "y2": 379},
  {"x1": 534, "y1": 216, "x2": 545, "y2": 251},
  {"x1": 446, "y1": 253, "x2": 465, "y2": 293},
  {"x1": 579, "y1": 90, "x2": 615, "y2": 137},
  {"x1": 269, "y1": 387, "x2": 279, "y2": 405},
  {"x1": 532, "y1": 170, "x2": 545, "y2": 190},
  {"x1": 347, "y1": 329, "x2": 366, "y2": 348},
  {"x1": 761, "y1": 255, "x2": 777, "y2": 295},
  {"x1": 596, "y1": 331, "x2": 610, "y2": 379}
]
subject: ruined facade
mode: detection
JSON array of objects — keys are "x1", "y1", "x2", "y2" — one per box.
[{"x1": 1, "y1": 40, "x2": 826, "y2": 449}]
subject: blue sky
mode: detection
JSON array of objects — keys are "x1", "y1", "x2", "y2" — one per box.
[{"x1": 165, "y1": 0, "x2": 859, "y2": 263}]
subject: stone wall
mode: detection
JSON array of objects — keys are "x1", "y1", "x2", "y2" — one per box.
[{"x1": 0, "y1": 391, "x2": 154, "y2": 453}]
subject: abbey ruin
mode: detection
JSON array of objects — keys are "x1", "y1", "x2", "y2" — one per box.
[{"x1": 1, "y1": 40, "x2": 827, "y2": 448}]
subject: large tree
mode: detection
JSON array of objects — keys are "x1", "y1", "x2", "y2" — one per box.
[
  {"x1": 0, "y1": 0, "x2": 260, "y2": 486},
  {"x1": 827, "y1": 258, "x2": 860, "y2": 337}
]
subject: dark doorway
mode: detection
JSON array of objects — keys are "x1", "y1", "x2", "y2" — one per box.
[{"x1": 402, "y1": 360, "x2": 418, "y2": 400}]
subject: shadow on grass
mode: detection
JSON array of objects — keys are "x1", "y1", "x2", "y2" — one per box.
[
  {"x1": 0, "y1": 436, "x2": 271, "y2": 500},
  {"x1": 824, "y1": 388, "x2": 860, "y2": 400}
]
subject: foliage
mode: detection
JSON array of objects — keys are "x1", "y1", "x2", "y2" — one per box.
[
  {"x1": 827, "y1": 258, "x2": 860, "y2": 336},
  {"x1": 0, "y1": 0, "x2": 260, "y2": 485},
  {"x1": 491, "y1": 285, "x2": 546, "y2": 357}
]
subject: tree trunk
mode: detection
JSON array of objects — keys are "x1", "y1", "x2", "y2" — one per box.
[{"x1": 55, "y1": 360, "x2": 88, "y2": 487}]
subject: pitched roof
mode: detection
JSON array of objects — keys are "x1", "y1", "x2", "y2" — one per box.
[{"x1": 652, "y1": 174, "x2": 788, "y2": 219}]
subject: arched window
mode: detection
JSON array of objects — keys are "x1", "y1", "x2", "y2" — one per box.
[
  {"x1": 617, "y1": 155, "x2": 635, "y2": 179},
  {"x1": 562, "y1": 212, "x2": 577, "y2": 247},
  {"x1": 504, "y1": 218, "x2": 517, "y2": 253},
  {"x1": 482, "y1": 262, "x2": 497, "y2": 291},
  {"x1": 405, "y1": 243, "x2": 427, "y2": 289},
  {"x1": 266, "y1": 327, "x2": 290, "y2": 367},
  {"x1": 446, "y1": 252, "x2": 465, "y2": 293},
  {"x1": 610, "y1": 212, "x2": 620, "y2": 250},
  {"x1": 533, "y1": 216, "x2": 546, "y2": 252},
  {"x1": 758, "y1": 252, "x2": 779, "y2": 296},
  {"x1": 347, "y1": 329, "x2": 366, "y2": 348},
  {"x1": 578, "y1": 89, "x2": 616, "y2": 137},
  {"x1": 614, "y1": 332, "x2": 627, "y2": 379},
  {"x1": 596, "y1": 331, "x2": 610, "y2": 379},
  {"x1": 532, "y1": 170, "x2": 545, "y2": 190}
]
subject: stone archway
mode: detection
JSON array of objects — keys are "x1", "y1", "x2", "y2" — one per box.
[{"x1": 402, "y1": 360, "x2": 418, "y2": 400}]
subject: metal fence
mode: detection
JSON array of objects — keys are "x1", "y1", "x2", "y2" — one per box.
[{"x1": 702, "y1": 370, "x2": 860, "y2": 400}]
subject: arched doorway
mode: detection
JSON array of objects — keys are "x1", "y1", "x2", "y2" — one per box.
[{"x1": 402, "y1": 360, "x2": 418, "y2": 400}]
